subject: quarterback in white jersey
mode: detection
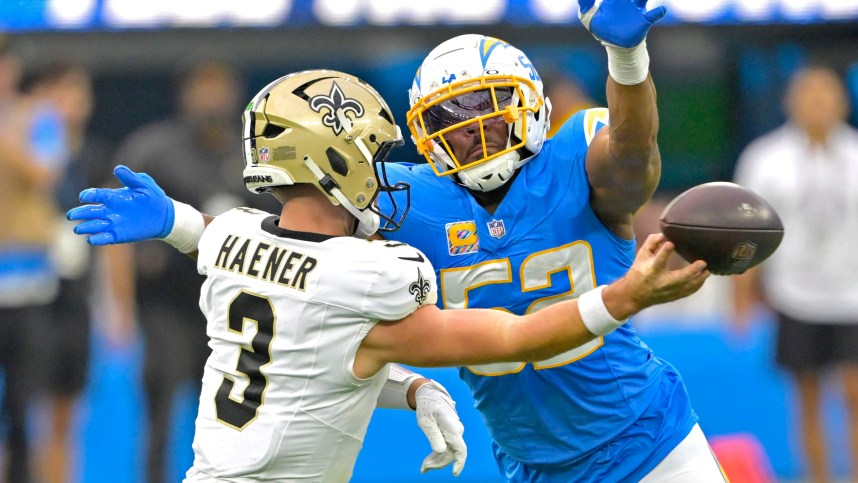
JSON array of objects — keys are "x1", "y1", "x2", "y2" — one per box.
[
  {"x1": 188, "y1": 208, "x2": 438, "y2": 480},
  {"x1": 67, "y1": 70, "x2": 709, "y2": 482}
]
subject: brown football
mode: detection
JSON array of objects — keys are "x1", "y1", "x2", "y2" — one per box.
[{"x1": 659, "y1": 182, "x2": 784, "y2": 275}]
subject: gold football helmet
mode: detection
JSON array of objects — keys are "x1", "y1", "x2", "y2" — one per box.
[{"x1": 242, "y1": 69, "x2": 407, "y2": 236}]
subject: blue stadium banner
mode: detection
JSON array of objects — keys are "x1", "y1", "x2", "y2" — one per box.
[{"x1": 4, "y1": 0, "x2": 858, "y2": 31}]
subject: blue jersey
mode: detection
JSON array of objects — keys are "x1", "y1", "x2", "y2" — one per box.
[{"x1": 379, "y1": 109, "x2": 696, "y2": 482}]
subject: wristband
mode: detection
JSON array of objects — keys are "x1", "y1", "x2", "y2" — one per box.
[
  {"x1": 161, "y1": 199, "x2": 205, "y2": 253},
  {"x1": 605, "y1": 41, "x2": 650, "y2": 86},
  {"x1": 578, "y1": 285, "x2": 626, "y2": 336}
]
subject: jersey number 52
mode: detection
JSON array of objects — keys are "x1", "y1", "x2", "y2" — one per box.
[{"x1": 440, "y1": 241, "x2": 603, "y2": 376}]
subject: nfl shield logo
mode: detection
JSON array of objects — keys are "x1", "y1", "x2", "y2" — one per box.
[
  {"x1": 487, "y1": 219, "x2": 506, "y2": 239},
  {"x1": 259, "y1": 146, "x2": 270, "y2": 163},
  {"x1": 730, "y1": 241, "x2": 757, "y2": 261}
]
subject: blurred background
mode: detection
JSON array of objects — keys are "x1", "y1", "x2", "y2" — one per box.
[{"x1": 0, "y1": 1, "x2": 857, "y2": 482}]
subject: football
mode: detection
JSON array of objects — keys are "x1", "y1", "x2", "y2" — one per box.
[{"x1": 659, "y1": 182, "x2": 784, "y2": 275}]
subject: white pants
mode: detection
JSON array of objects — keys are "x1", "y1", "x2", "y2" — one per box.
[{"x1": 639, "y1": 424, "x2": 728, "y2": 482}]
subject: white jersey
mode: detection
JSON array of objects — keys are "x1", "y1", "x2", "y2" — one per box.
[
  {"x1": 184, "y1": 208, "x2": 437, "y2": 482},
  {"x1": 734, "y1": 123, "x2": 858, "y2": 322}
]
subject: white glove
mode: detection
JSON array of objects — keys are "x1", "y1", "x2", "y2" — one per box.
[{"x1": 415, "y1": 380, "x2": 467, "y2": 476}]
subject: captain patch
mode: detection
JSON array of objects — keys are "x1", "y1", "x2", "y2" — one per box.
[{"x1": 446, "y1": 221, "x2": 479, "y2": 256}]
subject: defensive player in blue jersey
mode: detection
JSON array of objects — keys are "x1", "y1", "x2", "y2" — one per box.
[{"x1": 371, "y1": 1, "x2": 727, "y2": 481}]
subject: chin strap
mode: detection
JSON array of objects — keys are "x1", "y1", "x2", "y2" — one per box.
[
  {"x1": 466, "y1": 168, "x2": 520, "y2": 206},
  {"x1": 303, "y1": 156, "x2": 379, "y2": 237},
  {"x1": 455, "y1": 118, "x2": 533, "y2": 192},
  {"x1": 456, "y1": 150, "x2": 520, "y2": 192}
]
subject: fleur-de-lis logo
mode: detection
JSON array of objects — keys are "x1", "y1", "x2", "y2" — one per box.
[
  {"x1": 309, "y1": 81, "x2": 365, "y2": 135},
  {"x1": 409, "y1": 268, "x2": 432, "y2": 305}
]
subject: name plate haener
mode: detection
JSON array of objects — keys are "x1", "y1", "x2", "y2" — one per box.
[{"x1": 213, "y1": 234, "x2": 318, "y2": 291}]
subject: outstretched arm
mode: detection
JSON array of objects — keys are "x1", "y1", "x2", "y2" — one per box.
[
  {"x1": 578, "y1": 0, "x2": 666, "y2": 238},
  {"x1": 358, "y1": 234, "x2": 708, "y2": 370}
]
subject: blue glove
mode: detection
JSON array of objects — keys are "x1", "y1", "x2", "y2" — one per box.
[
  {"x1": 67, "y1": 165, "x2": 175, "y2": 246},
  {"x1": 578, "y1": 0, "x2": 666, "y2": 48}
]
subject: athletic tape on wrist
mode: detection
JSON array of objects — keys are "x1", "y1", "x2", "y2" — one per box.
[
  {"x1": 605, "y1": 42, "x2": 650, "y2": 85},
  {"x1": 161, "y1": 200, "x2": 205, "y2": 253},
  {"x1": 376, "y1": 364, "x2": 423, "y2": 410},
  {"x1": 578, "y1": 285, "x2": 626, "y2": 336}
]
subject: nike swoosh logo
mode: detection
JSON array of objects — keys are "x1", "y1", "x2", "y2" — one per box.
[{"x1": 398, "y1": 253, "x2": 425, "y2": 263}]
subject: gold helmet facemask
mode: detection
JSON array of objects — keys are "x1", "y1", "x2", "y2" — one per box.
[
  {"x1": 242, "y1": 70, "x2": 408, "y2": 236},
  {"x1": 408, "y1": 76, "x2": 541, "y2": 177}
]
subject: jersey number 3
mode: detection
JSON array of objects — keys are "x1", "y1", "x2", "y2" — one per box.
[
  {"x1": 441, "y1": 241, "x2": 603, "y2": 376},
  {"x1": 215, "y1": 291, "x2": 276, "y2": 430}
]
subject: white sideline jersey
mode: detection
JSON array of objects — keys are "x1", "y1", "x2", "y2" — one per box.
[{"x1": 184, "y1": 208, "x2": 437, "y2": 482}]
